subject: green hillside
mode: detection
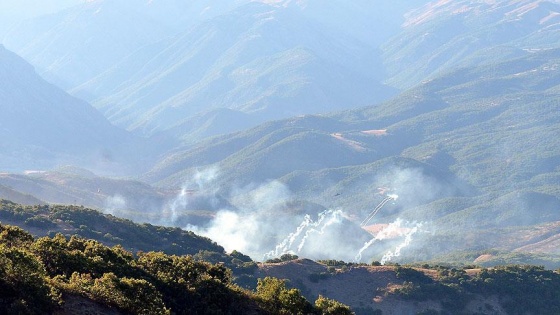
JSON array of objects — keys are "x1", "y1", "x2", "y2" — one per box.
[
  {"x1": 139, "y1": 46, "x2": 560, "y2": 265},
  {"x1": 382, "y1": 0, "x2": 560, "y2": 89},
  {"x1": 0, "y1": 199, "x2": 223, "y2": 256},
  {"x1": 0, "y1": 220, "x2": 356, "y2": 314},
  {"x1": 2, "y1": 203, "x2": 560, "y2": 314}
]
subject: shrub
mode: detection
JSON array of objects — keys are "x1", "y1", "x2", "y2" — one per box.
[
  {"x1": 315, "y1": 295, "x2": 354, "y2": 315},
  {"x1": 256, "y1": 277, "x2": 315, "y2": 315},
  {"x1": 0, "y1": 245, "x2": 61, "y2": 314}
]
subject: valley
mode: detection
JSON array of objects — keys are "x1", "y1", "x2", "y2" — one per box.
[{"x1": 1, "y1": 0, "x2": 560, "y2": 314}]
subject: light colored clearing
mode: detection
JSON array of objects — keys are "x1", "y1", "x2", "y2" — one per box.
[
  {"x1": 540, "y1": 11, "x2": 560, "y2": 25},
  {"x1": 403, "y1": 0, "x2": 453, "y2": 27},
  {"x1": 361, "y1": 129, "x2": 388, "y2": 136},
  {"x1": 23, "y1": 170, "x2": 46, "y2": 175},
  {"x1": 362, "y1": 224, "x2": 411, "y2": 238},
  {"x1": 377, "y1": 187, "x2": 390, "y2": 195},
  {"x1": 506, "y1": 1, "x2": 542, "y2": 20},
  {"x1": 330, "y1": 133, "x2": 366, "y2": 152},
  {"x1": 465, "y1": 268, "x2": 483, "y2": 276},
  {"x1": 373, "y1": 295, "x2": 384, "y2": 303},
  {"x1": 474, "y1": 254, "x2": 494, "y2": 263}
]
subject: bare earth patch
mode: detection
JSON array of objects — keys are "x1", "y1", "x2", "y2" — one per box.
[{"x1": 361, "y1": 129, "x2": 388, "y2": 136}]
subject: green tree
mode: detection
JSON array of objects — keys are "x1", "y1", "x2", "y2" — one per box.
[
  {"x1": 0, "y1": 245, "x2": 61, "y2": 314},
  {"x1": 256, "y1": 277, "x2": 315, "y2": 315},
  {"x1": 0, "y1": 224, "x2": 34, "y2": 247},
  {"x1": 315, "y1": 295, "x2": 354, "y2": 315},
  {"x1": 66, "y1": 272, "x2": 169, "y2": 315}
]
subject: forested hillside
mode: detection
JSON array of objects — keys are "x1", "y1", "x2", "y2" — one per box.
[
  {"x1": 2, "y1": 206, "x2": 560, "y2": 314},
  {"x1": 0, "y1": 200, "x2": 359, "y2": 314},
  {"x1": 0, "y1": 45, "x2": 160, "y2": 174},
  {"x1": 0, "y1": 1, "x2": 560, "y2": 312},
  {"x1": 0, "y1": 221, "x2": 355, "y2": 314}
]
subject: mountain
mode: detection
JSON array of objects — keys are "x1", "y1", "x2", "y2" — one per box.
[
  {"x1": 1, "y1": 0, "x2": 559, "y2": 268},
  {"x1": 0, "y1": 0, "x2": 81, "y2": 38},
  {"x1": 1, "y1": 1, "x2": 243, "y2": 90},
  {"x1": 0, "y1": 45, "x2": 150, "y2": 174},
  {"x1": 0, "y1": 166, "x2": 220, "y2": 228},
  {"x1": 382, "y1": 0, "x2": 560, "y2": 88},
  {"x1": 0, "y1": 184, "x2": 43, "y2": 205},
  {"x1": 141, "y1": 46, "x2": 560, "y2": 264},
  {"x1": 3, "y1": 202, "x2": 560, "y2": 315},
  {"x1": 2, "y1": 1, "x2": 432, "y2": 140},
  {"x1": 0, "y1": 199, "x2": 224, "y2": 255},
  {"x1": 72, "y1": 2, "x2": 394, "y2": 138},
  {"x1": 257, "y1": 260, "x2": 560, "y2": 315}
]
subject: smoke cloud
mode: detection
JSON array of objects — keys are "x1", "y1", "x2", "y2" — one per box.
[
  {"x1": 100, "y1": 166, "x2": 436, "y2": 263},
  {"x1": 380, "y1": 222, "x2": 422, "y2": 264},
  {"x1": 104, "y1": 194, "x2": 127, "y2": 217},
  {"x1": 162, "y1": 166, "x2": 222, "y2": 226}
]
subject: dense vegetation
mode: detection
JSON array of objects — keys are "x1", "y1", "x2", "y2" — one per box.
[
  {"x1": 392, "y1": 264, "x2": 560, "y2": 314},
  {"x1": 0, "y1": 222, "x2": 354, "y2": 314},
  {"x1": 0, "y1": 199, "x2": 222, "y2": 255},
  {"x1": 0, "y1": 199, "x2": 261, "y2": 287}
]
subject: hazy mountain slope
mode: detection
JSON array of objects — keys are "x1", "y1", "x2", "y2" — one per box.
[
  {"x1": 142, "y1": 115, "x2": 347, "y2": 183},
  {"x1": 0, "y1": 184, "x2": 43, "y2": 205},
  {"x1": 0, "y1": 168, "x2": 166, "y2": 214},
  {"x1": 382, "y1": 0, "x2": 560, "y2": 89},
  {"x1": 76, "y1": 2, "x2": 394, "y2": 138},
  {"x1": 1, "y1": 1, "x2": 433, "y2": 141},
  {"x1": 0, "y1": 45, "x2": 142, "y2": 173},
  {"x1": 1, "y1": 0, "x2": 241, "y2": 90},
  {"x1": 140, "y1": 47, "x2": 560, "y2": 264},
  {"x1": 0, "y1": 0, "x2": 81, "y2": 38},
  {"x1": 0, "y1": 165, "x2": 229, "y2": 228}
]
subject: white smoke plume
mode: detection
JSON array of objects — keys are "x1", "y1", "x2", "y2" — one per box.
[
  {"x1": 372, "y1": 167, "x2": 447, "y2": 211},
  {"x1": 296, "y1": 209, "x2": 343, "y2": 252},
  {"x1": 380, "y1": 222, "x2": 422, "y2": 264},
  {"x1": 181, "y1": 177, "x2": 300, "y2": 258},
  {"x1": 265, "y1": 214, "x2": 313, "y2": 258},
  {"x1": 187, "y1": 210, "x2": 261, "y2": 255},
  {"x1": 154, "y1": 166, "x2": 436, "y2": 262},
  {"x1": 354, "y1": 219, "x2": 425, "y2": 263},
  {"x1": 104, "y1": 194, "x2": 127, "y2": 217},
  {"x1": 361, "y1": 194, "x2": 398, "y2": 226},
  {"x1": 161, "y1": 168, "x2": 360, "y2": 260},
  {"x1": 354, "y1": 218, "x2": 405, "y2": 262},
  {"x1": 264, "y1": 209, "x2": 345, "y2": 260},
  {"x1": 163, "y1": 166, "x2": 220, "y2": 226}
]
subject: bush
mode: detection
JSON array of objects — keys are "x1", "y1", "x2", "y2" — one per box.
[
  {"x1": 315, "y1": 295, "x2": 354, "y2": 315},
  {"x1": 0, "y1": 245, "x2": 61, "y2": 314},
  {"x1": 256, "y1": 277, "x2": 315, "y2": 315},
  {"x1": 24, "y1": 216, "x2": 56, "y2": 229},
  {"x1": 66, "y1": 272, "x2": 169, "y2": 315}
]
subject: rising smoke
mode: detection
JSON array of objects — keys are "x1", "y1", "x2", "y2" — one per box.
[
  {"x1": 354, "y1": 218, "x2": 424, "y2": 263},
  {"x1": 264, "y1": 209, "x2": 345, "y2": 259},
  {"x1": 380, "y1": 222, "x2": 421, "y2": 264},
  {"x1": 163, "y1": 166, "x2": 221, "y2": 226},
  {"x1": 104, "y1": 194, "x2": 127, "y2": 217},
  {"x1": 164, "y1": 168, "x2": 369, "y2": 260},
  {"x1": 102, "y1": 165, "x2": 436, "y2": 263}
]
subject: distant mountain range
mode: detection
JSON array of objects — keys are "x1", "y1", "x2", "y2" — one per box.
[
  {"x1": 2, "y1": 0, "x2": 428, "y2": 140},
  {"x1": 383, "y1": 0, "x2": 560, "y2": 88},
  {"x1": 0, "y1": 0, "x2": 559, "y2": 266},
  {"x1": 138, "y1": 44, "x2": 560, "y2": 263},
  {"x1": 0, "y1": 45, "x2": 150, "y2": 174}
]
